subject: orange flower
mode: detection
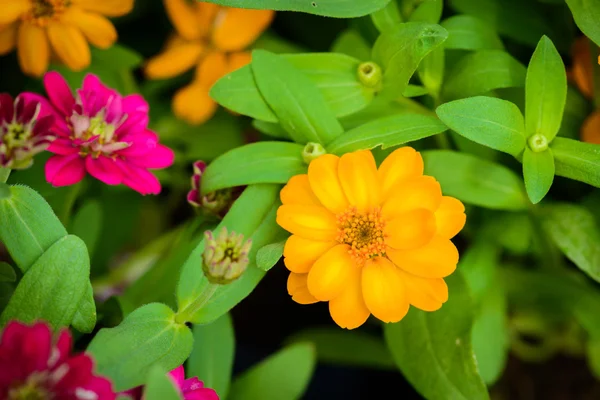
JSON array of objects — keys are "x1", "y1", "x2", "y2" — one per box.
[
  {"x1": 276, "y1": 147, "x2": 466, "y2": 329},
  {"x1": 0, "y1": 0, "x2": 134, "y2": 77},
  {"x1": 570, "y1": 37, "x2": 600, "y2": 144},
  {"x1": 145, "y1": 0, "x2": 274, "y2": 125}
]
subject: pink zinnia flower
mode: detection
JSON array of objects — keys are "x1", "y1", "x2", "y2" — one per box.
[
  {"x1": 120, "y1": 365, "x2": 219, "y2": 400},
  {"x1": 0, "y1": 320, "x2": 115, "y2": 399},
  {"x1": 0, "y1": 93, "x2": 54, "y2": 169},
  {"x1": 36, "y1": 71, "x2": 174, "y2": 195}
]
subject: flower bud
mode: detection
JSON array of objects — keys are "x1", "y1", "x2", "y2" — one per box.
[
  {"x1": 357, "y1": 61, "x2": 383, "y2": 90},
  {"x1": 187, "y1": 160, "x2": 237, "y2": 218},
  {"x1": 202, "y1": 227, "x2": 252, "y2": 284},
  {"x1": 302, "y1": 142, "x2": 326, "y2": 164},
  {"x1": 527, "y1": 133, "x2": 549, "y2": 153}
]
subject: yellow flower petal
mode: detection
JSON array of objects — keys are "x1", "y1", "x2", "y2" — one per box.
[
  {"x1": 194, "y1": 1, "x2": 220, "y2": 38},
  {"x1": 163, "y1": 0, "x2": 202, "y2": 40},
  {"x1": 329, "y1": 263, "x2": 370, "y2": 329},
  {"x1": 384, "y1": 209, "x2": 436, "y2": 250},
  {"x1": 145, "y1": 42, "x2": 204, "y2": 79},
  {"x1": 582, "y1": 111, "x2": 600, "y2": 145},
  {"x1": 72, "y1": 0, "x2": 134, "y2": 17},
  {"x1": 381, "y1": 176, "x2": 442, "y2": 220},
  {"x1": 571, "y1": 36, "x2": 593, "y2": 99},
  {"x1": 387, "y1": 236, "x2": 458, "y2": 278},
  {"x1": 0, "y1": 0, "x2": 30, "y2": 25},
  {"x1": 172, "y1": 82, "x2": 217, "y2": 126},
  {"x1": 287, "y1": 272, "x2": 318, "y2": 305},
  {"x1": 0, "y1": 23, "x2": 17, "y2": 55},
  {"x1": 338, "y1": 150, "x2": 379, "y2": 212},
  {"x1": 61, "y1": 6, "x2": 116, "y2": 49},
  {"x1": 276, "y1": 204, "x2": 337, "y2": 241},
  {"x1": 378, "y1": 146, "x2": 424, "y2": 201},
  {"x1": 281, "y1": 174, "x2": 321, "y2": 206},
  {"x1": 308, "y1": 154, "x2": 349, "y2": 214},
  {"x1": 398, "y1": 269, "x2": 448, "y2": 312},
  {"x1": 307, "y1": 244, "x2": 354, "y2": 301},
  {"x1": 17, "y1": 23, "x2": 49, "y2": 77},
  {"x1": 435, "y1": 196, "x2": 466, "y2": 239},
  {"x1": 47, "y1": 22, "x2": 90, "y2": 71},
  {"x1": 362, "y1": 256, "x2": 409, "y2": 323},
  {"x1": 283, "y1": 235, "x2": 336, "y2": 273},
  {"x1": 195, "y1": 51, "x2": 228, "y2": 89},
  {"x1": 211, "y1": 8, "x2": 274, "y2": 52}
]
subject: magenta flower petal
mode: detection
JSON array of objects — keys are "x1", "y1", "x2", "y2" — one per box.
[
  {"x1": 117, "y1": 129, "x2": 159, "y2": 157},
  {"x1": 115, "y1": 112, "x2": 149, "y2": 138},
  {"x1": 85, "y1": 156, "x2": 123, "y2": 185},
  {"x1": 43, "y1": 71, "x2": 75, "y2": 116},
  {"x1": 185, "y1": 389, "x2": 220, "y2": 400},
  {"x1": 53, "y1": 329, "x2": 73, "y2": 367},
  {"x1": 128, "y1": 144, "x2": 175, "y2": 169},
  {"x1": 169, "y1": 366, "x2": 186, "y2": 388},
  {"x1": 46, "y1": 154, "x2": 86, "y2": 186},
  {"x1": 0, "y1": 93, "x2": 14, "y2": 123},
  {"x1": 117, "y1": 159, "x2": 162, "y2": 195},
  {"x1": 48, "y1": 138, "x2": 78, "y2": 155},
  {"x1": 123, "y1": 94, "x2": 149, "y2": 114}
]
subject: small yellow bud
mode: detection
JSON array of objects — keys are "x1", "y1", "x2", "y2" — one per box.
[{"x1": 202, "y1": 227, "x2": 253, "y2": 285}]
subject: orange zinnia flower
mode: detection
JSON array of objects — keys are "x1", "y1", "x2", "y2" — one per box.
[
  {"x1": 145, "y1": 0, "x2": 274, "y2": 125},
  {"x1": 0, "y1": 0, "x2": 134, "y2": 77},
  {"x1": 570, "y1": 37, "x2": 600, "y2": 144},
  {"x1": 277, "y1": 147, "x2": 466, "y2": 329}
]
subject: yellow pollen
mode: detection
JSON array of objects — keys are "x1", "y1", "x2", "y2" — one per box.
[
  {"x1": 336, "y1": 206, "x2": 387, "y2": 263},
  {"x1": 23, "y1": 0, "x2": 71, "y2": 27}
]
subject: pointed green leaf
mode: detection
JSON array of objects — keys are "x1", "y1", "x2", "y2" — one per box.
[
  {"x1": 522, "y1": 148, "x2": 555, "y2": 204},
  {"x1": 551, "y1": 137, "x2": 600, "y2": 188},
  {"x1": 441, "y1": 15, "x2": 504, "y2": 50},
  {"x1": 72, "y1": 282, "x2": 97, "y2": 333},
  {"x1": 256, "y1": 241, "x2": 285, "y2": 272},
  {"x1": 0, "y1": 262, "x2": 16, "y2": 283},
  {"x1": 71, "y1": 199, "x2": 102, "y2": 258},
  {"x1": 331, "y1": 29, "x2": 371, "y2": 61},
  {"x1": 144, "y1": 366, "x2": 182, "y2": 400},
  {"x1": 252, "y1": 120, "x2": 290, "y2": 140},
  {"x1": 566, "y1": 0, "x2": 600, "y2": 47},
  {"x1": 525, "y1": 36, "x2": 567, "y2": 141},
  {"x1": 409, "y1": 0, "x2": 443, "y2": 23},
  {"x1": 418, "y1": 47, "x2": 445, "y2": 96},
  {"x1": 371, "y1": 0, "x2": 402, "y2": 32}
]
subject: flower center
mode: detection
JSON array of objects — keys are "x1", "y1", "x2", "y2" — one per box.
[
  {"x1": 336, "y1": 207, "x2": 387, "y2": 262},
  {"x1": 70, "y1": 112, "x2": 129, "y2": 158},
  {"x1": 3, "y1": 122, "x2": 32, "y2": 147},
  {"x1": 24, "y1": 0, "x2": 70, "y2": 26},
  {"x1": 8, "y1": 373, "x2": 51, "y2": 400}
]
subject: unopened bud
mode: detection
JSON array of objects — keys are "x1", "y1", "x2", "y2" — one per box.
[
  {"x1": 202, "y1": 227, "x2": 252, "y2": 284},
  {"x1": 187, "y1": 160, "x2": 236, "y2": 218},
  {"x1": 302, "y1": 142, "x2": 327, "y2": 165},
  {"x1": 357, "y1": 61, "x2": 383, "y2": 90},
  {"x1": 527, "y1": 133, "x2": 549, "y2": 153}
]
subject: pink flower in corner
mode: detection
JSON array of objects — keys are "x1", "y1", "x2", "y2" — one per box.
[{"x1": 36, "y1": 71, "x2": 174, "y2": 195}]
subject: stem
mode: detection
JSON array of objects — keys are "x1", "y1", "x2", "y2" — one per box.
[
  {"x1": 175, "y1": 283, "x2": 219, "y2": 324},
  {"x1": 58, "y1": 182, "x2": 84, "y2": 227},
  {"x1": 0, "y1": 168, "x2": 11, "y2": 184}
]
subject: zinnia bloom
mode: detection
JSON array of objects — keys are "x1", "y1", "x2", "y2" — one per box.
[
  {"x1": 145, "y1": 0, "x2": 274, "y2": 125},
  {"x1": 0, "y1": 92, "x2": 54, "y2": 169},
  {"x1": 0, "y1": 320, "x2": 115, "y2": 399},
  {"x1": 35, "y1": 71, "x2": 174, "y2": 195},
  {"x1": 0, "y1": 0, "x2": 134, "y2": 77},
  {"x1": 120, "y1": 365, "x2": 219, "y2": 400},
  {"x1": 276, "y1": 147, "x2": 466, "y2": 329}
]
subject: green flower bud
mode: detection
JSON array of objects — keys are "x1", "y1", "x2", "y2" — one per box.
[
  {"x1": 357, "y1": 61, "x2": 383, "y2": 90},
  {"x1": 302, "y1": 142, "x2": 327, "y2": 165},
  {"x1": 202, "y1": 227, "x2": 252, "y2": 284},
  {"x1": 528, "y1": 133, "x2": 549, "y2": 153}
]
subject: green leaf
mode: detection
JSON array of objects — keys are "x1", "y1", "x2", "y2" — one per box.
[
  {"x1": 251, "y1": 50, "x2": 344, "y2": 145},
  {"x1": 87, "y1": 303, "x2": 194, "y2": 391},
  {"x1": 418, "y1": 47, "x2": 445, "y2": 96},
  {"x1": 0, "y1": 235, "x2": 89, "y2": 329},
  {"x1": 0, "y1": 262, "x2": 16, "y2": 283},
  {"x1": 423, "y1": 150, "x2": 528, "y2": 210},
  {"x1": 201, "y1": 142, "x2": 306, "y2": 194},
  {"x1": 459, "y1": 240, "x2": 500, "y2": 301},
  {"x1": 228, "y1": 343, "x2": 316, "y2": 400},
  {"x1": 565, "y1": 0, "x2": 600, "y2": 47},
  {"x1": 144, "y1": 366, "x2": 182, "y2": 400},
  {"x1": 525, "y1": 36, "x2": 567, "y2": 141},
  {"x1": 403, "y1": 84, "x2": 429, "y2": 97},
  {"x1": 372, "y1": 22, "x2": 448, "y2": 98},
  {"x1": 523, "y1": 148, "x2": 555, "y2": 204},
  {"x1": 331, "y1": 29, "x2": 371, "y2": 61},
  {"x1": 384, "y1": 273, "x2": 489, "y2": 400},
  {"x1": 0, "y1": 185, "x2": 67, "y2": 273},
  {"x1": 71, "y1": 200, "x2": 103, "y2": 259},
  {"x1": 188, "y1": 314, "x2": 235, "y2": 399},
  {"x1": 92, "y1": 44, "x2": 143, "y2": 69},
  {"x1": 252, "y1": 120, "x2": 290, "y2": 140},
  {"x1": 441, "y1": 15, "x2": 504, "y2": 50},
  {"x1": 551, "y1": 137, "x2": 600, "y2": 187},
  {"x1": 371, "y1": 0, "x2": 402, "y2": 32},
  {"x1": 256, "y1": 241, "x2": 285, "y2": 272},
  {"x1": 287, "y1": 328, "x2": 395, "y2": 369},
  {"x1": 72, "y1": 282, "x2": 97, "y2": 333},
  {"x1": 442, "y1": 50, "x2": 526, "y2": 100},
  {"x1": 327, "y1": 113, "x2": 447, "y2": 155},
  {"x1": 199, "y1": 0, "x2": 390, "y2": 17},
  {"x1": 409, "y1": 0, "x2": 443, "y2": 23},
  {"x1": 542, "y1": 203, "x2": 600, "y2": 283},
  {"x1": 435, "y1": 96, "x2": 526, "y2": 156}
]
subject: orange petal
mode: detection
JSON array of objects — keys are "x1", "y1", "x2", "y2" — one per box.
[
  {"x1": 384, "y1": 209, "x2": 436, "y2": 250},
  {"x1": 362, "y1": 256, "x2": 409, "y2": 323},
  {"x1": 435, "y1": 196, "x2": 466, "y2": 239},
  {"x1": 211, "y1": 8, "x2": 274, "y2": 52},
  {"x1": 194, "y1": 2, "x2": 219, "y2": 37},
  {"x1": 283, "y1": 235, "x2": 337, "y2": 274},
  {"x1": 195, "y1": 51, "x2": 228, "y2": 88},
  {"x1": 571, "y1": 36, "x2": 594, "y2": 99},
  {"x1": 145, "y1": 42, "x2": 204, "y2": 79},
  {"x1": 163, "y1": 0, "x2": 202, "y2": 40},
  {"x1": 307, "y1": 244, "x2": 354, "y2": 301},
  {"x1": 17, "y1": 23, "x2": 49, "y2": 77},
  {"x1": 276, "y1": 204, "x2": 337, "y2": 241},
  {"x1": 172, "y1": 82, "x2": 217, "y2": 125},
  {"x1": 387, "y1": 236, "x2": 458, "y2": 278},
  {"x1": 329, "y1": 263, "x2": 369, "y2": 329},
  {"x1": 398, "y1": 269, "x2": 448, "y2": 312},
  {"x1": 581, "y1": 111, "x2": 600, "y2": 145},
  {"x1": 338, "y1": 150, "x2": 380, "y2": 212},
  {"x1": 280, "y1": 174, "x2": 321, "y2": 206},
  {"x1": 381, "y1": 176, "x2": 442, "y2": 220},
  {"x1": 0, "y1": 0, "x2": 30, "y2": 25},
  {"x1": 378, "y1": 147, "x2": 424, "y2": 201},
  {"x1": 47, "y1": 22, "x2": 90, "y2": 71},
  {"x1": 61, "y1": 6, "x2": 117, "y2": 49},
  {"x1": 308, "y1": 154, "x2": 349, "y2": 214},
  {"x1": 228, "y1": 51, "x2": 252, "y2": 73},
  {"x1": 0, "y1": 23, "x2": 17, "y2": 55},
  {"x1": 287, "y1": 273, "x2": 318, "y2": 304},
  {"x1": 72, "y1": 0, "x2": 134, "y2": 17}
]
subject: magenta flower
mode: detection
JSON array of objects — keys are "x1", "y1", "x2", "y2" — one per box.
[
  {"x1": 120, "y1": 366, "x2": 219, "y2": 400},
  {"x1": 0, "y1": 93, "x2": 54, "y2": 169},
  {"x1": 0, "y1": 320, "x2": 115, "y2": 399},
  {"x1": 36, "y1": 72, "x2": 174, "y2": 195}
]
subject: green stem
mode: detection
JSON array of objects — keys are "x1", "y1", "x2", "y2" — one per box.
[
  {"x1": 175, "y1": 283, "x2": 219, "y2": 324},
  {"x1": 0, "y1": 168, "x2": 11, "y2": 184},
  {"x1": 58, "y1": 182, "x2": 84, "y2": 227}
]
